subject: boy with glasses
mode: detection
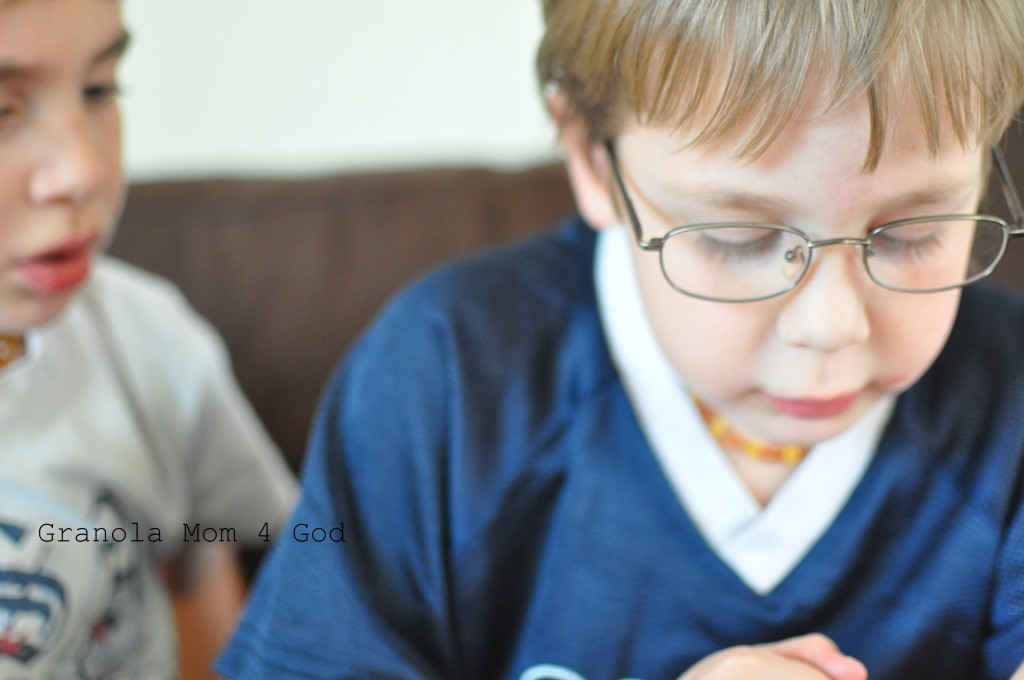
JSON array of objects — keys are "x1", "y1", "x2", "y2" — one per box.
[{"x1": 222, "y1": 2, "x2": 1024, "y2": 678}]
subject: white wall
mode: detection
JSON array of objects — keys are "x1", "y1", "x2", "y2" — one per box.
[{"x1": 120, "y1": 2, "x2": 560, "y2": 181}]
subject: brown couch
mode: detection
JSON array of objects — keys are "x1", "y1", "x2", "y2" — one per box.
[
  {"x1": 107, "y1": 137, "x2": 1024, "y2": 473},
  {"x1": 109, "y1": 164, "x2": 577, "y2": 471}
]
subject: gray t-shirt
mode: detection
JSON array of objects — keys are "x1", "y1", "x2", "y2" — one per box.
[{"x1": 0, "y1": 256, "x2": 297, "y2": 679}]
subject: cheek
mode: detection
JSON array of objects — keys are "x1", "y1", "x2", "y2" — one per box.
[
  {"x1": 633, "y1": 250, "x2": 773, "y2": 392},
  {"x1": 0, "y1": 161, "x2": 29, "y2": 256},
  {"x1": 97, "y1": 109, "x2": 126, "y2": 230},
  {"x1": 873, "y1": 290, "x2": 961, "y2": 385}
]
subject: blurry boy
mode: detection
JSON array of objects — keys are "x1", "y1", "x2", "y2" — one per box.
[
  {"x1": 0, "y1": 0, "x2": 296, "y2": 677},
  {"x1": 221, "y1": 1, "x2": 1024, "y2": 678}
]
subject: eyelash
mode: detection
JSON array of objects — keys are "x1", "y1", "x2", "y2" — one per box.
[
  {"x1": 870, "y1": 231, "x2": 945, "y2": 262},
  {"x1": 83, "y1": 81, "x2": 122, "y2": 104},
  {"x1": 695, "y1": 230, "x2": 783, "y2": 262}
]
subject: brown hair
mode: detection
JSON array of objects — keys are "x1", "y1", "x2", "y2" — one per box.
[{"x1": 537, "y1": 0, "x2": 1024, "y2": 168}]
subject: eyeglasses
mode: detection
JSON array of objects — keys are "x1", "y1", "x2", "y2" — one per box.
[{"x1": 604, "y1": 140, "x2": 1024, "y2": 302}]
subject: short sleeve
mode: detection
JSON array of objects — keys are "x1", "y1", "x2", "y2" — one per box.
[
  {"x1": 88, "y1": 258, "x2": 298, "y2": 546},
  {"x1": 217, "y1": 285, "x2": 462, "y2": 679},
  {"x1": 175, "y1": 333, "x2": 298, "y2": 544}
]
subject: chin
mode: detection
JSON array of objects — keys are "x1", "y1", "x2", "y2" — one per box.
[
  {"x1": 4, "y1": 293, "x2": 78, "y2": 334},
  {"x1": 747, "y1": 405, "x2": 865, "y2": 448}
]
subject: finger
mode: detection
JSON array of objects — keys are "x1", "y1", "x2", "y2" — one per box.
[
  {"x1": 814, "y1": 654, "x2": 868, "y2": 680},
  {"x1": 766, "y1": 634, "x2": 868, "y2": 680},
  {"x1": 679, "y1": 645, "x2": 843, "y2": 680}
]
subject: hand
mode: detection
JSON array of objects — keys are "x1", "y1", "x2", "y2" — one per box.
[{"x1": 678, "y1": 634, "x2": 868, "y2": 680}]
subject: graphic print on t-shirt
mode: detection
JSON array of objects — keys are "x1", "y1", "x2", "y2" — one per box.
[{"x1": 0, "y1": 490, "x2": 146, "y2": 678}]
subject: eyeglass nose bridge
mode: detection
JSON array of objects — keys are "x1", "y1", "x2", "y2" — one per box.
[
  {"x1": 786, "y1": 236, "x2": 876, "y2": 262},
  {"x1": 806, "y1": 236, "x2": 872, "y2": 250},
  {"x1": 787, "y1": 236, "x2": 875, "y2": 264}
]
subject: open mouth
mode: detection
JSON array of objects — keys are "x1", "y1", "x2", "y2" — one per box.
[{"x1": 17, "y1": 237, "x2": 97, "y2": 296}]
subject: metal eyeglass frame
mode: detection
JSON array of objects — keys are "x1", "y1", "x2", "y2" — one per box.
[{"x1": 604, "y1": 139, "x2": 1024, "y2": 302}]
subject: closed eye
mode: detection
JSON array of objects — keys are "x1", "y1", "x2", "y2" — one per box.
[
  {"x1": 693, "y1": 227, "x2": 785, "y2": 262},
  {"x1": 869, "y1": 226, "x2": 945, "y2": 262}
]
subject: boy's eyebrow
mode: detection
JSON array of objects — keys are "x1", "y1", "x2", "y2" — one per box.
[
  {"x1": 669, "y1": 176, "x2": 980, "y2": 217},
  {"x1": 0, "y1": 59, "x2": 32, "y2": 80},
  {"x1": 876, "y1": 180, "x2": 981, "y2": 213},
  {"x1": 0, "y1": 28, "x2": 131, "y2": 79},
  {"x1": 94, "y1": 29, "x2": 131, "y2": 65},
  {"x1": 677, "y1": 187, "x2": 795, "y2": 215}
]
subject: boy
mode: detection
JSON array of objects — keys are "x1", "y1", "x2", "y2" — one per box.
[
  {"x1": 220, "y1": 1, "x2": 1024, "y2": 678},
  {"x1": 0, "y1": 0, "x2": 296, "y2": 677}
]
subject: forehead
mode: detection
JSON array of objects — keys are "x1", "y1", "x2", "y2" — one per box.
[
  {"x1": 617, "y1": 99, "x2": 987, "y2": 226},
  {"x1": 0, "y1": 0, "x2": 123, "y2": 67}
]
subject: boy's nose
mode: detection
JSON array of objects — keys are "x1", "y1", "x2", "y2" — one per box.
[
  {"x1": 28, "y1": 113, "x2": 106, "y2": 206},
  {"x1": 775, "y1": 247, "x2": 871, "y2": 353}
]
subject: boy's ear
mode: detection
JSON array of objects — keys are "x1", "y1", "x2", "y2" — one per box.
[{"x1": 548, "y1": 91, "x2": 620, "y2": 230}]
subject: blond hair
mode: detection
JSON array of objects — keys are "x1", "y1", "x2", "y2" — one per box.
[{"x1": 537, "y1": 0, "x2": 1024, "y2": 168}]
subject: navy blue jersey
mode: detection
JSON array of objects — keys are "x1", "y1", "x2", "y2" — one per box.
[{"x1": 219, "y1": 218, "x2": 1024, "y2": 680}]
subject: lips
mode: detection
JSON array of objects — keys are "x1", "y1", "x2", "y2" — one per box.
[
  {"x1": 16, "y1": 235, "x2": 98, "y2": 296},
  {"x1": 764, "y1": 391, "x2": 862, "y2": 419}
]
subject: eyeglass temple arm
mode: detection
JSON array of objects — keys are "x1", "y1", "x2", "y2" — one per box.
[
  {"x1": 993, "y1": 145, "x2": 1024, "y2": 238},
  {"x1": 603, "y1": 140, "x2": 662, "y2": 250}
]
